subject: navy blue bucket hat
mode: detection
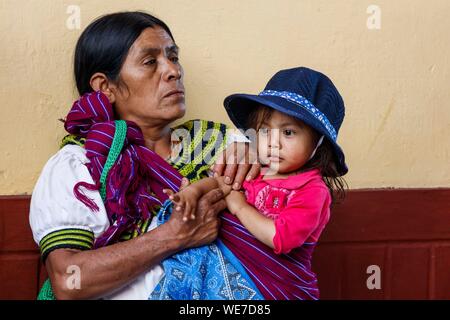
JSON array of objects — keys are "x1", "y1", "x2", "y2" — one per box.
[{"x1": 224, "y1": 66, "x2": 348, "y2": 176}]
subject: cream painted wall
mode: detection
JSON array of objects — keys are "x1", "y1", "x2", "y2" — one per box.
[{"x1": 1, "y1": 0, "x2": 449, "y2": 194}]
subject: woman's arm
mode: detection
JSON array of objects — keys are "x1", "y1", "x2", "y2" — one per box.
[
  {"x1": 46, "y1": 188, "x2": 226, "y2": 300},
  {"x1": 226, "y1": 191, "x2": 276, "y2": 249}
]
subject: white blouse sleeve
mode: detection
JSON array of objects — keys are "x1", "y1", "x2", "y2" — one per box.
[
  {"x1": 225, "y1": 127, "x2": 250, "y2": 145},
  {"x1": 29, "y1": 144, "x2": 110, "y2": 261}
]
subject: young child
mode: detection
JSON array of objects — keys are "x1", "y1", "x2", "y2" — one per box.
[
  {"x1": 165, "y1": 66, "x2": 347, "y2": 255},
  {"x1": 153, "y1": 66, "x2": 348, "y2": 300}
]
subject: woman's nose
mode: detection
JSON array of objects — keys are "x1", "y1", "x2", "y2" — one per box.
[{"x1": 163, "y1": 59, "x2": 182, "y2": 82}]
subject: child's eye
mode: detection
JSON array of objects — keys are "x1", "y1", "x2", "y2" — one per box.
[{"x1": 283, "y1": 129, "x2": 295, "y2": 136}]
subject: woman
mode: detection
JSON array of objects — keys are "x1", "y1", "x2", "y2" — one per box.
[{"x1": 30, "y1": 11, "x2": 259, "y2": 300}]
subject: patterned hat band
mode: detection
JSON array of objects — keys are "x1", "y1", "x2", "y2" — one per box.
[{"x1": 258, "y1": 90, "x2": 337, "y2": 141}]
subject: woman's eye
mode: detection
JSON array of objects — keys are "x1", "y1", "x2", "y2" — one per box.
[
  {"x1": 170, "y1": 56, "x2": 179, "y2": 63},
  {"x1": 144, "y1": 59, "x2": 157, "y2": 65}
]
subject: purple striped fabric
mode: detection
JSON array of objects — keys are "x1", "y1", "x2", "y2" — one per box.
[
  {"x1": 219, "y1": 212, "x2": 320, "y2": 300},
  {"x1": 65, "y1": 91, "x2": 182, "y2": 248}
]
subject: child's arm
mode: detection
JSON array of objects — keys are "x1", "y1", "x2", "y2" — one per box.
[
  {"x1": 164, "y1": 176, "x2": 233, "y2": 221},
  {"x1": 225, "y1": 191, "x2": 276, "y2": 249}
]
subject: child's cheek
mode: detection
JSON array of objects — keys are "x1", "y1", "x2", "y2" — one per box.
[{"x1": 257, "y1": 143, "x2": 269, "y2": 164}]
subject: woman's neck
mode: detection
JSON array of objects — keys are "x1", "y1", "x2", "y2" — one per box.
[{"x1": 139, "y1": 123, "x2": 173, "y2": 158}]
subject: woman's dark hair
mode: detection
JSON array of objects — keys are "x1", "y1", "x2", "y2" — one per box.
[
  {"x1": 247, "y1": 105, "x2": 347, "y2": 205},
  {"x1": 74, "y1": 11, "x2": 175, "y2": 95}
]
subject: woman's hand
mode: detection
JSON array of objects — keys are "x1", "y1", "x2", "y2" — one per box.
[
  {"x1": 212, "y1": 142, "x2": 261, "y2": 191},
  {"x1": 166, "y1": 187, "x2": 226, "y2": 249}
]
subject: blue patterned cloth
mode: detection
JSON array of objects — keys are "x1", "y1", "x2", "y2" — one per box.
[{"x1": 149, "y1": 200, "x2": 263, "y2": 300}]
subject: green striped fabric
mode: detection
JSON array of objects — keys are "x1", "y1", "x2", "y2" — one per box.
[
  {"x1": 39, "y1": 228, "x2": 94, "y2": 261},
  {"x1": 171, "y1": 119, "x2": 228, "y2": 182}
]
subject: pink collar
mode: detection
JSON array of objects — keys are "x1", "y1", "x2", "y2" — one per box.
[{"x1": 256, "y1": 169, "x2": 322, "y2": 190}]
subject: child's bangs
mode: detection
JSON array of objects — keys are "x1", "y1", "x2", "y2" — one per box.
[{"x1": 246, "y1": 104, "x2": 275, "y2": 130}]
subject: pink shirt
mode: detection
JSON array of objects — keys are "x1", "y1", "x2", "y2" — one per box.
[{"x1": 242, "y1": 169, "x2": 331, "y2": 255}]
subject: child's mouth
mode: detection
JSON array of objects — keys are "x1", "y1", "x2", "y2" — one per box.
[{"x1": 268, "y1": 156, "x2": 282, "y2": 162}]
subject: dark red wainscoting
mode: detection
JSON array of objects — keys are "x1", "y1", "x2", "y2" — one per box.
[
  {"x1": 1, "y1": 189, "x2": 449, "y2": 299},
  {"x1": 313, "y1": 189, "x2": 450, "y2": 299}
]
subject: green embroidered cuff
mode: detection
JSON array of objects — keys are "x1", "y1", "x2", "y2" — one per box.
[
  {"x1": 39, "y1": 228, "x2": 94, "y2": 262},
  {"x1": 60, "y1": 134, "x2": 86, "y2": 149}
]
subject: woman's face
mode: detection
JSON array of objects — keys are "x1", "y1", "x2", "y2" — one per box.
[{"x1": 112, "y1": 26, "x2": 185, "y2": 127}]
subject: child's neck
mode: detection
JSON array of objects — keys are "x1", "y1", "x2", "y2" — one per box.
[{"x1": 261, "y1": 167, "x2": 305, "y2": 180}]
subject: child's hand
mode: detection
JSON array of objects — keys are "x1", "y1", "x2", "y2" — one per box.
[
  {"x1": 163, "y1": 187, "x2": 202, "y2": 222},
  {"x1": 215, "y1": 175, "x2": 233, "y2": 196},
  {"x1": 180, "y1": 177, "x2": 190, "y2": 190},
  {"x1": 225, "y1": 190, "x2": 247, "y2": 215}
]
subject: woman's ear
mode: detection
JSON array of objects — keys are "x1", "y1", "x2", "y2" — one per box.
[{"x1": 89, "y1": 72, "x2": 116, "y2": 103}]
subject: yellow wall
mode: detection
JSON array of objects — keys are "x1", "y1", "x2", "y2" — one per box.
[{"x1": 1, "y1": 0, "x2": 449, "y2": 194}]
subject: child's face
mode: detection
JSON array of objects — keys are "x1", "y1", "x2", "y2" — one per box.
[{"x1": 257, "y1": 110, "x2": 319, "y2": 174}]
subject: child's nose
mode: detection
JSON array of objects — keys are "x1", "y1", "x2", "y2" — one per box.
[{"x1": 268, "y1": 130, "x2": 280, "y2": 148}]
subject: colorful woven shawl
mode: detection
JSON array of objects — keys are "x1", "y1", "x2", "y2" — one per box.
[{"x1": 64, "y1": 91, "x2": 182, "y2": 248}]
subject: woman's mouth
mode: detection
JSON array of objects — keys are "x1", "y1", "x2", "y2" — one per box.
[{"x1": 163, "y1": 89, "x2": 185, "y2": 99}]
